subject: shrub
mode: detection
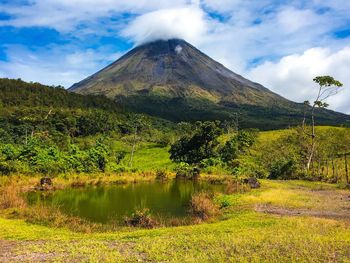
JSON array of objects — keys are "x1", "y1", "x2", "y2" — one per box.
[
  {"x1": 0, "y1": 144, "x2": 18, "y2": 161},
  {"x1": 115, "y1": 151, "x2": 126, "y2": 164},
  {"x1": 220, "y1": 138, "x2": 239, "y2": 163},
  {"x1": 231, "y1": 157, "x2": 268, "y2": 179},
  {"x1": 189, "y1": 192, "x2": 220, "y2": 220},
  {"x1": 155, "y1": 169, "x2": 169, "y2": 181},
  {"x1": 269, "y1": 158, "x2": 299, "y2": 179},
  {"x1": 220, "y1": 130, "x2": 257, "y2": 163},
  {"x1": 199, "y1": 157, "x2": 223, "y2": 168},
  {"x1": 215, "y1": 195, "x2": 233, "y2": 209},
  {"x1": 124, "y1": 208, "x2": 158, "y2": 228},
  {"x1": 169, "y1": 121, "x2": 223, "y2": 164},
  {"x1": 175, "y1": 162, "x2": 200, "y2": 179},
  {"x1": 108, "y1": 163, "x2": 127, "y2": 173},
  {"x1": 0, "y1": 161, "x2": 16, "y2": 175}
]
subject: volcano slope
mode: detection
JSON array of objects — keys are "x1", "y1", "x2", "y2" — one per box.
[{"x1": 70, "y1": 39, "x2": 349, "y2": 129}]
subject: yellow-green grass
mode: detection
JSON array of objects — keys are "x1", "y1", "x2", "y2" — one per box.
[
  {"x1": 121, "y1": 144, "x2": 175, "y2": 171},
  {"x1": 75, "y1": 126, "x2": 350, "y2": 175},
  {"x1": 110, "y1": 140, "x2": 174, "y2": 171},
  {"x1": 74, "y1": 134, "x2": 174, "y2": 171},
  {"x1": 257, "y1": 125, "x2": 348, "y2": 143},
  {"x1": 241, "y1": 180, "x2": 341, "y2": 209},
  {"x1": 1, "y1": 212, "x2": 349, "y2": 262},
  {"x1": 0, "y1": 173, "x2": 177, "y2": 193},
  {"x1": 1, "y1": 180, "x2": 349, "y2": 262},
  {"x1": 255, "y1": 126, "x2": 350, "y2": 184}
]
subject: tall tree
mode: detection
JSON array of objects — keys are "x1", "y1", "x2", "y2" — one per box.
[
  {"x1": 305, "y1": 76, "x2": 343, "y2": 171},
  {"x1": 128, "y1": 115, "x2": 148, "y2": 168}
]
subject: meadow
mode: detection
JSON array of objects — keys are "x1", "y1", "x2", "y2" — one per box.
[{"x1": 0, "y1": 179, "x2": 349, "y2": 262}]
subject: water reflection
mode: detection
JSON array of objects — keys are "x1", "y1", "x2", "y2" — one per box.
[{"x1": 28, "y1": 180, "x2": 225, "y2": 223}]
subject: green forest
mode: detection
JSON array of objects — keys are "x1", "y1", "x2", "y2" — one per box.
[{"x1": 1, "y1": 78, "x2": 349, "y2": 183}]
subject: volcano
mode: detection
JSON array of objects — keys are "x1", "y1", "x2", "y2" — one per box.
[{"x1": 69, "y1": 39, "x2": 349, "y2": 129}]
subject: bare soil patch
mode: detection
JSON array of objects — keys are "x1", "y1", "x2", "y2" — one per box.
[
  {"x1": 0, "y1": 240, "x2": 17, "y2": 262},
  {"x1": 256, "y1": 187, "x2": 350, "y2": 221},
  {"x1": 0, "y1": 239, "x2": 150, "y2": 262}
]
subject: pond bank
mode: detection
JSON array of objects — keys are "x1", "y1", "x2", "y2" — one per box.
[
  {"x1": 0, "y1": 173, "x2": 242, "y2": 232},
  {"x1": 0, "y1": 180, "x2": 349, "y2": 262}
]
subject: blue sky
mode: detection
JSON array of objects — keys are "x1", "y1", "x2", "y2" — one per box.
[{"x1": 0, "y1": 0, "x2": 349, "y2": 113}]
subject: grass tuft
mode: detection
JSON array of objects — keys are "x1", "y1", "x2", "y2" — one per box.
[
  {"x1": 189, "y1": 192, "x2": 220, "y2": 221},
  {"x1": 124, "y1": 208, "x2": 158, "y2": 228}
]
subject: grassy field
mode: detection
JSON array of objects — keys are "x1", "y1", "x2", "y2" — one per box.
[
  {"x1": 1, "y1": 126, "x2": 349, "y2": 262},
  {"x1": 0, "y1": 179, "x2": 349, "y2": 262},
  {"x1": 79, "y1": 136, "x2": 175, "y2": 171},
  {"x1": 100, "y1": 126, "x2": 349, "y2": 174}
]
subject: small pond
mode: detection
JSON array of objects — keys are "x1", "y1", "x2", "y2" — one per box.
[{"x1": 27, "y1": 180, "x2": 226, "y2": 224}]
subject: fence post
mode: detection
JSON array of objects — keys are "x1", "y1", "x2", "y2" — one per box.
[{"x1": 345, "y1": 154, "x2": 349, "y2": 185}]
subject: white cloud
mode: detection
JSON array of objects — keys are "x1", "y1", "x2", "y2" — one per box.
[
  {"x1": 0, "y1": 0, "x2": 189, "y2": 32},
  {"x1": 0, "y1": 45, "x2": 122, "y2": 88},
  {"x1": 170, "y1": 4, "x2": 339, "y2": 75},
  {"x1": 121, "y1": 6, "x2": 208, "y2": 45},
  {"x1": 276, "y1": 7, "x2": 322, "y2": 34},
  {"x1": 247, "y1": 47, "x2": 350, "y2": 114}
]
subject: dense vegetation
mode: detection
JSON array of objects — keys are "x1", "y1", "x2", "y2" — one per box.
[
  {"x1": 169, "y1": 121, "x2": 350, "y2": 184},
  {"x1": 116, "y1": 93, "x2": 350, "y2": 130},
  {"x1": 0, "y1": 78, "x2": 349, "y2": 185},
  {"x1": 0, "y1": 78, "x2": 348, "y2": 184},
  {"x1": 0, "y1": 78, "x2": 177, "y2": 174}
]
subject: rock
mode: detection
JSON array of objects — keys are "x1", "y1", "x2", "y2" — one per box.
[
  {"x1": 40, "y1": 177, "x2": 52, "y2": 186},
  {"x1": 34, "y1": 177, "x2": 53, "y2": 191},
  {"x1": 243, "y1": 177, "x2": 260, "y2": 189}
]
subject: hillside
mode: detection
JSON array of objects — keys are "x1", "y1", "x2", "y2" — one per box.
[
  {"x1": 0, "y1": 78, "x2": 173, "y2": 145},
  {"x1": 69, "y1": 39, "x2": 350, "y2": 129},
  {"x1": 0, "y1": 78, "x2": 122, "y2": 111}
]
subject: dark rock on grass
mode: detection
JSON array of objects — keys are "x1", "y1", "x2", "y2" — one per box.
[
  {"x1": 243, "y1": 177, "x2": 260, "y2": 189},
  {"x1": 34, "y1": 177, "x2": 53, "y2": 191}
]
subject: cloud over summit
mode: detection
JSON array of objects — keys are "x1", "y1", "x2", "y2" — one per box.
[{"x1": 121, "y1": 6, "x2": 208, "y2": 45}]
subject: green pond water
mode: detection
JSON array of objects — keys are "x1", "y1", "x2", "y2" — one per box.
[{"x1": 27, "y1": 180, "x2": 225, "y2": 223}]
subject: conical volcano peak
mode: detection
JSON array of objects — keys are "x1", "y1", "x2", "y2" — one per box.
[
  {"x1": 69, "y1": 39, "x2": 349, "y2": 128},
  {"x1": 132, "y1": 38, "x2": 193, "y2": 58},
  {"x1": 138, "y1": 38, "x2": 187, "y2": 48},
  {"x1": 70, "y1": 37, "x2": 267, "y2": 97}
]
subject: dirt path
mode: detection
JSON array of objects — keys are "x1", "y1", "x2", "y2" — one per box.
[
  {"x1": 255, "y1": 204, "x2": 350, "y2": 221},
  {"x1": 0, "y1": 240, "x2": 65, "y2": 262},
  {"x1": 255, "y1": 186, "x2": 350, "y2": 221},
  {"x1": 0, "y1": 240, "x2": 17, "y2": 262},
  {"x1": 0, "y1": 239, "x2": 151, "y2": 262}
]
